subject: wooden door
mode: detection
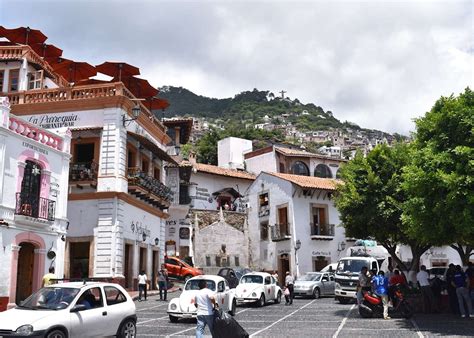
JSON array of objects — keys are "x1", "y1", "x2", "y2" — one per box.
[
  {"x1": 16, "y1": 242, "x2": 35, "y2": 303},
  {"x1": 278, "y1": 207, "x2": 288, "y2": 235},
  {"x1": 278, "y1": 254, "x2": 290, "y2": 285}
]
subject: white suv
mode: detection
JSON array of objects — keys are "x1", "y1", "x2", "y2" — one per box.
[{"x1": 0, "y1": 282, "x2": 136, "y2": 338}]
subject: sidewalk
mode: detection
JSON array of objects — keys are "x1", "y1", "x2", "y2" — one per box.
[{"x1": 128, "y1": 285, "x2": 181, "y2": 301}]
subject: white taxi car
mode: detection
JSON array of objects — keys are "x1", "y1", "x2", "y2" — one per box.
[
  {"x1": 235, "y1": 272, "x2": 282, "y2": 307},
  {"x1": 0, "y1": 282, "x2": 136, "y2": 338},
  {"x1": 167, "y1": 275, "x2": 236, "y2": 323}
]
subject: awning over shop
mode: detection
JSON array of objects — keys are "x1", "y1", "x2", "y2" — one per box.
[
  {"x1": 212, "y1": 187, "x2": 242, "y2": 198},
  {"x1": 127, "y1": 131, "x2": 177, "y2": 165}
]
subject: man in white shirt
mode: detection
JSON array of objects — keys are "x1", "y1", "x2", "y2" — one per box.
[
  {"x1": 285, "y1": 271, "x2": 295, "y2": 305},
  {"x1": 416, "y1": 265, "x2": 435, "y2": 313},
  {"x1": 194, "y1": 279, "x2": 216, "y2": 338}
]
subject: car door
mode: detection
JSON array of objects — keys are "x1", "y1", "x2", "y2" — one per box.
[
  {"x1": 103, "y1": 285, "x2": 130, "y2": 335},
  {"x1": 264, "y1": 276, "x2": 274, "y2": 300},
  {"x1": 321, "y1": 274, "x2": 330, "y2": 295},
  {"x1": 327, "y1": 274, "x2": 335, "y2": 295},
  {"x1": 70, "y1": 287, "x2": 107, "y2": 337},
  {"x1": 216, "y1": 281, "x2": 227, "y2": 309}
]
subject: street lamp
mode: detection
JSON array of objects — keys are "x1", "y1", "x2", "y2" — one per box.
[
  {"x1": 123, "y1": 104, "x2": 141, "y2": 126},
  {"x1": 294, "y1": 239, "x2": 302, "y2": 278}
]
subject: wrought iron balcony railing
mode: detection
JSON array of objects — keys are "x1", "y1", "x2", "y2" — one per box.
[
  {"x1": 310, "y1": 223, "x2": 335, "y2": 237},
  {"x1": 15, "y1": 193, "x2": 56, "y2": 221},
  {"x1": 69, "y1": 161, "x2": 98, "y2": 182},
  {"x1": 127, "y1": 167, "x2": 173, "y2": 204},
  {"x1": 270, "y1": 223, "x2": 291, "y2": 241}
]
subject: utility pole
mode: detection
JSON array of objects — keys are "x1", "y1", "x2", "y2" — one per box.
[{"x1": 279, "y1": 90, "x2": 286, "y2": 99}]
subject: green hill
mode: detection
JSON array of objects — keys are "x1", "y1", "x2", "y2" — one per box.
[{"x1": 158, "y1": 86, "x2": 346, "y2": 131}]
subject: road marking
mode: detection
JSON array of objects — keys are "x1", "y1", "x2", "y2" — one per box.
[
  {"x1": 137, "y1": 315, "x2": 169, "y2": 325},
  {"x1": 249, "y1": 299, "x2": 317, "y2": 337},
  {"x1": 410, "y1": 318, "x2": 424, "y2": 338},
  {"x1": 136, "y1": 303, "x2": 168, "y2": 312},
  {"x1": 236, "y1": 308, "x2": 251, "y2": 315},
  {"x1": 332, "y1": 304, "x2": 355, "y2": 338}
]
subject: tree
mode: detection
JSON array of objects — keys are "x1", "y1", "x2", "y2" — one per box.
[
  {"x1": 334, "y1": 144, "x2": 430, "y2": 273},
  {"x1": 402, "y1": 88, "x2": 474, "y2": 264},
  {"x1": 195, "y1": 128, "x2": 221, "y2": 164}
]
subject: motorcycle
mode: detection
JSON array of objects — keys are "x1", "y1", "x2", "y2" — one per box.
[{"x1": 358, "y1": 284, "x2": 414, "y2": 319}]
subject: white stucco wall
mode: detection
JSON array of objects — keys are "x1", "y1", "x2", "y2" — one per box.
[
  {"x1": 218, "y1": 137, "x2": 253, "y2": 170},
  {"x1": 245, "y1": 151, "x2": 277, "y2": 176}
]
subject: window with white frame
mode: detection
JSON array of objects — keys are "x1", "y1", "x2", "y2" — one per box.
[{"x1": 28, "y1": 70, "x2": 43, "y2": 90}]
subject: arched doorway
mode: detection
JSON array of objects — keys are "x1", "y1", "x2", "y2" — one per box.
[{"x1": 16, "y1": 242, "x2": 36, "y2": 303}]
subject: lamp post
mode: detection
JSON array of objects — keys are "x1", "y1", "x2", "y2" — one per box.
[{"x1": 294, "y1": 239, "x2": 301, "y2": 278}]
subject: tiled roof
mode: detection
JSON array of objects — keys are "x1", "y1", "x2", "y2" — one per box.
[
  {"x1": 265, "y1": 172, "x2": 340, "y2": 191},
  {"x1": 195, "y1": 163, "x2": 256, "y2": 180},
  {"x1": 275, "y1": 146, "x2": 328, "y2": 159}
]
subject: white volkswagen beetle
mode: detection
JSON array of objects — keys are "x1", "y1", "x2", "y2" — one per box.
[
  {"x1": 235, "y1": 272, "x2": 282, "y2": 307},
  {"x1": 0, "y1": 282, "x2": 136, "y2": 338},
  {"x1": 167, "y1": 275, "x2": 236, "y2": 323}
]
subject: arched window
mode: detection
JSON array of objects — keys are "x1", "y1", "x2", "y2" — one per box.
[
  {"x1": 19, "y1": 161, "x2": 42, "y2": 217},
  {"x1": 314, "y1": 164, "x2": 332, "y2": 178},
  {"x1": 291, "y1": 161, "x2": 309, "y2": 176}
]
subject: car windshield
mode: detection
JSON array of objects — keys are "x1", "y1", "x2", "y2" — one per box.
[
  {"x1": 241, "y1": 275, "x2": 263, "y2": 284},
  {"x1": 19, "y1": 287, "x2": 80, "y2": 310},
  {"x1": 185, "y1": 280, "x2": 216, "y2": 291},
  {"x1": 299, "y1": 273, "x2": 321, "y2": 281},
  {"x1": 337, "y1": 259, "x2": 369, "y2": 274}
]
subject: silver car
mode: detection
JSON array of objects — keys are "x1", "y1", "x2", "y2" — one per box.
[{"x1": 293, "y1": 272, "x2": 335, "y2": 299}]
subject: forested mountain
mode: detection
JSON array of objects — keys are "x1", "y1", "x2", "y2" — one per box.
[{"x1": 159, "y1": 86, "x2": 349, "y2": 131}]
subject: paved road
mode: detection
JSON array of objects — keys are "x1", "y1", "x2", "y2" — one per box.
[{"x1": 135, "y1": 293, "x2": 474, "y2": 337}]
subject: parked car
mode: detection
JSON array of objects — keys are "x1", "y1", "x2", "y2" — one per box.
[
  {"x1": 165, "y1": 256, "x2": 203, "y2": 281},
  {"x1": 167, "y1": 275, "x2": 236, "y2": 322},
  {"x1": 427, "y1": 267, "x2": 448, "y2": 281},
  {"x1": 320, "y1": 263, "x2": 338, "y2": 273},
  {"x1": 0, "y1": 282, "x2": 136, "y2": 338},
  {"x1": 217, "y1": 268, "x2": 240, "y2": 289},
  {"x1": 293, "y1": 272, "x2": 335, "y2": 299},
  {"x1": 234, "y1": 268, "x2": 253, "y2": 280},
  {"x1": 235, "y1": 272, "x2": 282, "y2": 307}
]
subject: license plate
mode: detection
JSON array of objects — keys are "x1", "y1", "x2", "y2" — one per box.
[{"x1": 182, "y1": 313, "x2": 192, "y2": 318}]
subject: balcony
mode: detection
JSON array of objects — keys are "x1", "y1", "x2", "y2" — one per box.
[
  {"x1": 127, "y1": 167, "x2": 173, "y2": 209},
  {"x1": 69, "y1": 161, "x2": 98, "y2": 187},
  {"x1": 15, "y1": 193, "x2": 55, "y2": 221},
  {"x1": 310, "y1": 223, "x2": 335, "y2": 240},
  {"x1": 270, "y1": 223, "x2": 291, "y2": 242}
]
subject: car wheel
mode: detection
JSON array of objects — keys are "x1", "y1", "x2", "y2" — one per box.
[
  {"x1": 313, "y1": 288, "x2": 321, "y2": 299},
  {"x1": 258, "y1": 294, "x2": 265, "y2": 307},
  {"x1": 275, "y1": 292, "x2": 282, "y2": 304},
  {"x1": 183, "y1": 274, "x2": 193, "y2": 282},
  {"x1": 46, "y1": 329, "x2": 66, "y2": 338},
  {"x1": 229, "y1": 299, "x2": 237, "y2": 316},
  {"x1": 169, "y1": 315, "x2": 179, "y2": 323},
  {"x1": 117, "y1": 319, "x2": 136, "y2": 338}
]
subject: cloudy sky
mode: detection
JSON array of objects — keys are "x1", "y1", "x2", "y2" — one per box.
[{"x1": 1, "y1": 0, "x2": 472, "y2": 134}]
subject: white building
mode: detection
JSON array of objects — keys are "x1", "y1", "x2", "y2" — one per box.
[
  {"x1": 0, "y1": 97, "x2": 71, "y2": 307},
  {"x1": 246, "y1": 172, "x2": 348, "y2": 284},
  {"x1": 245, "y1": 145, "x2": 346, "y2": 179},
  {"x1": 218, "y1": 137, "x2": 252, "y2": 170},
  {"x1": 1, "y1": 41, "x2": 173, "y2": 291}
]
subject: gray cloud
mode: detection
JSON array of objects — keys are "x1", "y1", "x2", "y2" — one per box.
[{"x1": 1, "y1": 0, "x2": 472, "y2": 134}]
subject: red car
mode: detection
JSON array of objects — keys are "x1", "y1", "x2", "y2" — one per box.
[{"x1": 164, "y1": 256, "x2": 202, "y2": 281}]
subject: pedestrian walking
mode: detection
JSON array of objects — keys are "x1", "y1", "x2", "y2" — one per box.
[
  {"x1": 42, "y1": 267, "x2": 57, "y2": 287},
  {"x1": 285, "y1": 271, "x2": 295, "y2": 305},
  {"x1": 452, "y1": 265, "x2": 473, "y2": 318},
  {"x1": 372, "y1": 270, "x2": 390, "y2": 319},
  {"x1": 138, "y1": 270, "x2": 147, "y2": 301},
  {"x1": 446, "y1": 264, "x2": 459, "y2": 314},
  {"x1": 417, "y1": 265, "x2": 436, "y2": 313},
  {"x1": 157, "y1": 264, "x2": 168, "y2": 301},
  {"x1": 194, "y1": 279, "x2": 216, "y2": 338},
  {"x1": 356, "y1": 266, "x2": 371, "y2": 305},
  {"x1": 466, "y1": 262, "x2": 474, "y2": 308}
]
